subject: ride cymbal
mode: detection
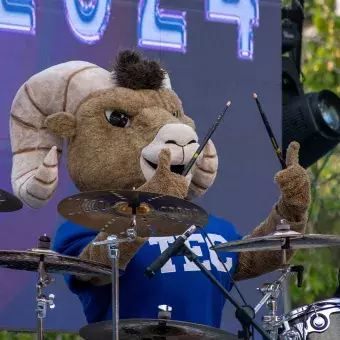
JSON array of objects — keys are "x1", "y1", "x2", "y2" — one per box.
[
  {"x1": 211, "y1": 229, "x2": 340, "y2": 252},
  {"x1": 0, "y1": 249, "x2": 111, "y2": 277},
  {"x1": 79, "y1": 319, "x2": 238, "y2": 340},
  {"x1": 0, "y1": 189, "x2": 23, "y2": 212},
  {"x1": 58, "y1": 190, "x2": 208, "y2": 237}
]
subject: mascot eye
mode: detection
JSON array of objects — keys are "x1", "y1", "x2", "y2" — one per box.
[
  {"x1": 173, "y1": 110, "x2": 180, "y2": 118},
  {"x1": 105, "y1": 110, "x2": 131, "y2": 128}
]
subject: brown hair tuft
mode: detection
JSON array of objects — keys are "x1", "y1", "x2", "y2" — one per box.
[{"x1": 112, "y1": 50, "x2": 165, "y2": 90}]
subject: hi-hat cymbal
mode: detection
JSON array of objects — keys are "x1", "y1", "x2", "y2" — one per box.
[
  {"x1": 0, "y1": 189, "x2": 23, "y2": 212},
  {"x1": 79, "y1": 319, "x2": 238, "y2": 340},
  {"x1": 0, "y1": 249, "x2": 111, "y2": 277},
  {"x1": 211, "y1": 229, "x2": 340, "y2": 252},
  {"x1": 58, "y1": 190, "x2": 208, "y2": 237}
]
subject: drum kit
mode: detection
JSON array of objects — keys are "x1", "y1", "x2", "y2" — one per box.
[{"x1": 0, "y1": 188, "x2": 340, "y2": 340}]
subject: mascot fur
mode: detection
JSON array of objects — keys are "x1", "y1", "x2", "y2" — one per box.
[{"x1": 9, "y1": 50, "x2": 311, "y2": 328}]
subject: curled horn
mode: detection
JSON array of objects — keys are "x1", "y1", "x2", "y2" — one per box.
[{"x1": 10, "y1": 61, "x2": 114, "y2": 209}]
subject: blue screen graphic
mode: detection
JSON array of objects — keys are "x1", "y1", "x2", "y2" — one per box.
[{"x1": 1, "y1": 0, "x2": 259, "y2": 59}]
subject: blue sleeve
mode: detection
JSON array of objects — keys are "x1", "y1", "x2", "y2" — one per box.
[
  {"x1": 52, "y1": 221, "x2": 99, "y2": 293},
  {"x1": 52, "y1": 221, "x2": 98, "y2": 257},
  {"x1": 52, "y1": 221, "x2": 116, "y2": 323},
  {"x1": 52, "y1": 221, "x2": 125, "y2": 279}
]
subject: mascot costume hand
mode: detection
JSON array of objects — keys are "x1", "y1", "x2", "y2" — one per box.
[{"x1": 9, "y1": 51, "x2": 311, "y2": 327}]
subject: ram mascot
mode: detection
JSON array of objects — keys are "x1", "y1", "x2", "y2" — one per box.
[{"x1": 9, "y1": 51, "x2": 311, "y2": 329}]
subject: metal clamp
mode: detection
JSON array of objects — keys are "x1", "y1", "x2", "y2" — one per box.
[
  {"x1": 92, "y1": 229, "x2": 137, "y2": 247},
  {"x1": 158, "y1": 305, "x2": 172, "y2": 320},
  {"x1": 36, "y1": 294, "x2": 55, "y2": 319},
  {"x1": 255, "y1": 265, "x2": 294, "y2": 314}
]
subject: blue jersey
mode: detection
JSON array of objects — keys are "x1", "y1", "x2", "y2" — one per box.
[{"x1": 52, "y1": 215, "x2": 242, "y2": 328}]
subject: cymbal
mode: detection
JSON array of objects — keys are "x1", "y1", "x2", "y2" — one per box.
[
  {"x1": 0, "y1": 249, "x2": 111, "y2": 277},
  {"x1": 79, "y1": 319, "x2": 238, "y2": 340},
  {"x1": 58, "y1": 190, "x2": 208, "y2": 237},
  {"x1": 0, "y1": 189, "x2": 23, "y2": 212},
  {"x1": 211, "y1": 229, "x2": 340, "y2": 252}
]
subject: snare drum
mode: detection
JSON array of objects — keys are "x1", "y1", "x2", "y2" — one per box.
[{"x1": 279, "y1": 298, "x2": 340, "y2": 339}]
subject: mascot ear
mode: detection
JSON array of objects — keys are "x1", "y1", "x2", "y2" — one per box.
[{"x1": 45, "y1": 112, "x2": 76, "y2": 138}]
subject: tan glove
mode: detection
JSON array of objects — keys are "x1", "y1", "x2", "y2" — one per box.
[
  {"x1": 139, "y1": 148, "x2": 189, "y2": 198},
  {"x1": 234, "y1": 142, "x2": 311, "y2": 281},
  {"x1": 275, "y1": 141, "x2": 311, "y2": 222},
  {"x1": 78, "y1": 148, "x2": 189, "y2": 285}
]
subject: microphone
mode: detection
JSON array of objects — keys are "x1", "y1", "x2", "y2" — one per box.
[{"x1": 144, "y1": 225, "x2": 197, "y2": 278}]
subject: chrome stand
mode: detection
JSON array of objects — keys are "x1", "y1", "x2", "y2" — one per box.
[
  {"x1": 254, "y1": 265, "x2": 295, "y2": 339},
  {"x1": 254, "y1": 220, "x2": 304, "y2": 340},
  {"x1": 36, "y1": 258, "x2": 55, "y2": 340},
  {"x1": 93, "y1": 228, "x2": 137, "y2": 340}
]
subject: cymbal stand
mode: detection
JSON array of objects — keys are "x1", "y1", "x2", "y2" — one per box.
[
  {"x1": 36, "y1": 257, "x2": 55, "y2": 340},
  {"x1": 34, "y1": 235, "x2": 56, "y2": 340},
  {"x1": 92, "y1": 216, "x2": 137, "y2": 340},
  {"x1": 254, "y1": 265, "x2": 297, "y2": 339},
  {"x1": 254, "y1": 221, "x2": 304, "y2": 340},
  {"x1": 175, "y1": 244, "x2": 271, "y2": 339}
]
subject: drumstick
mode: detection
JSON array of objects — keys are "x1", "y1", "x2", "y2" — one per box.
[
  {"x1": 252, "y1": 93, "x2": 286, "y2": 169},
  {"x1": 182, "y1": 100, "x2": 231, "y2": 176}
]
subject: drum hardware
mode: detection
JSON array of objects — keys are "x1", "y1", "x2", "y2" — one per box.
[
  {"x1": 57, "y1": 189, "x2": 208, "y2": 237},
  {"x1": 91, "y1": 194, "x2": 139, "y2": 340},
  {"x1": 156, "y1": 305, "x2": 173, "y2": 331},
  {"x1": 254, "y1": 264, "x2": 304, "y2": 340},
  {"x1": 79, "y1": 318, "x2": 239, "y2": 340},
  {"x1": 211, "y1": 220, "x2": 340, "y2": 253},
  {"x1": 92, "y1": 229, "x2": 137, "y2": 340},
  {"x1": 36, "y1": 254, "x2": 55, "y2": 340},
  {"x1": 0, "y1": 248, "x2": 111, "y2": 276},
  {"x1": 144, "y1": 234, "x2": 271, "y2": 340},
  {"x1": 158, "y1": 304, "x2": 172, "y2": 321},
  {"x1": 0, "y1": 233, "x2": 111, "y2": 340},
  {"x1": 0, "y1": 188, "x2": 23, "y2": 212},
  {"x1": 279, "y1": 298, "x2": 340, "y2": 340},
  {"x1": 33, "y1": 235, "x2": 55, "y2": 340}
]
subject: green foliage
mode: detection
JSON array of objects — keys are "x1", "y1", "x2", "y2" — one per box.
[
  {"x1": 287, "y1": 0, "x2": 340, "y2": 309},
  {"x1": 290, "y1": 146, "x2": 340, "y2": 307}
]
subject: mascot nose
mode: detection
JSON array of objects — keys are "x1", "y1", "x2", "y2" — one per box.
[
  {"x1": 165, "y1": 140, "x2": 196, "y2": 147},
  {"x1": 156, "y1": 124, "x2": 198, "y2": 146}
]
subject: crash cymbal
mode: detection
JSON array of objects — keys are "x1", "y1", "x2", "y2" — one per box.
[
  {"x1": 58, "y1": 190, "x2": 208, "y2": 237},
  {"x1": 79, "y1": 319, "x2": 238, "y2": 340},
  {"x1": 211, "y1": 229, "x2": 340, "y2": 252},
  {"x1": 0, "y1": 189, "x2": 23, "y2": 212},
  {"x1": 0, "y1": 249, "x2": 111, "y2": 277}
]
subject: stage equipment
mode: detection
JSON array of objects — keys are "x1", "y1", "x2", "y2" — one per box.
[
  {"x1": 79, "y1": 317, "x2": 239, "y2": 340},
  {"x1": 0, "y1": 188, "x2": 23, "y2": 212},
  {"x1": 0, "y1": 235, "x2": 110, "y2": 340},
  {"x1": 57, "y1": 189, "x2": 209, "y2": 237},
  {"x1": 281, "y1": 0, "x2": 340, "y2": 168}
]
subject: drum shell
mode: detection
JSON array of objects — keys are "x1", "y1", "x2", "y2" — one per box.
[{"x1": 281, "y1": 298, "x2": 340, "y2": 340}]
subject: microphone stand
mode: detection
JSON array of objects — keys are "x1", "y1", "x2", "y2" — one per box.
[{"x1": 173, "y1": 243, "x2": 270, "y2": 340}]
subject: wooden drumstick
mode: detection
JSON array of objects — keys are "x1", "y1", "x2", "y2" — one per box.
[
  {"x1": 182, "y1": 100, "x2": 231, "y2": 176},
  {"x1": 253, "y1": 93, "x2": 286, "y2": 169}
]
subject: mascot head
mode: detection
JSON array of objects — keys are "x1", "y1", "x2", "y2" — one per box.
[{"x1": 10, "y1": 50, "x2": 218, "y2": 209}]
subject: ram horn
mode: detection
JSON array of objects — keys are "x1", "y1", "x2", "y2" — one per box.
[{"x1": 10, "y1": 61, "x2": 114, "y2": 209}]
